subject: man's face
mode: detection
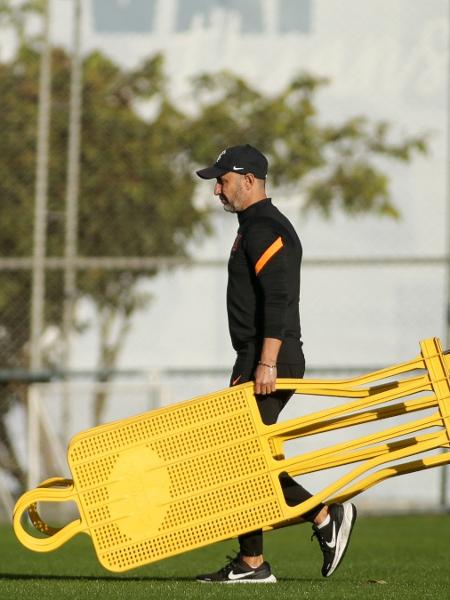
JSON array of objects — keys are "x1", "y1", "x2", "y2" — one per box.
[{"x1": 214, "y1": 172, "x2": 247, "y2": 213}]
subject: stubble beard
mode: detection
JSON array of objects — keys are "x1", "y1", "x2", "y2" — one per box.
[
  {"x1": 223, "y1": 201, "x2": 236, "y2": 213},
  {"x1": 222, "y1": 182, "x2": 246, "y2": 213}
]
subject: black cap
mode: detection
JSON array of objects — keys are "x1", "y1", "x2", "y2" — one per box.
[{"x1": 196, "y1": 144, "x2": 268, "y2": 180}]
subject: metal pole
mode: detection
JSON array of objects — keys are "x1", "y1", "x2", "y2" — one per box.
[
  {"x1": 30, "y1": 0, "x2": 51, "y2": 371},
  {"x1": 442, "y1": 0, "x2": 450, "y2": 510},
  {"x1": 29, "y1": 0, "x2": 52, "y2": 488},
  {"x1": 62, "y1": 0, "x2": 83, "y2": 440}
]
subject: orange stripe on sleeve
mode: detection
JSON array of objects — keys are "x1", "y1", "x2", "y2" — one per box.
[{"x1": 254, "y1": 236, "x2": 284, "y2": 275}]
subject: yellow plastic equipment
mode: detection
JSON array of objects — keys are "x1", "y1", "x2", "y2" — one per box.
[{"x1": 13, "y1": 337, "x2": 450, "y2": 572}]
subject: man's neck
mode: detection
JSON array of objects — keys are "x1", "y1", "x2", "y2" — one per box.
[{"x1": 240, "y1": 195, "x2": 268, "y2": 211}]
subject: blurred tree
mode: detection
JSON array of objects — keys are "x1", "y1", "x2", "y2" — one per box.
[
  {"x1": 190, "y1": 71, "x2": 427, "y2": 219},
  {"x1": 0, "y1": 0, "x2": 44, "y2": 47},
  {"x1": 0, "y1": 42, "x2": 427, "y2": 491},
  {"x1": 0, "y1": 45, "x2": 209, "y2": 485}
]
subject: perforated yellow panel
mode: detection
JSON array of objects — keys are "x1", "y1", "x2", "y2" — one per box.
[
  {"x1": 13, "y1": 337, "x2": 450, "y2": 572},
  {"x1": 67, "y1": 386, "x2": 283, "y2": 571}
]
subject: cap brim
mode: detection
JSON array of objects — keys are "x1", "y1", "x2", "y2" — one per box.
[{"x1": 196, "y1": 165, "x2": 227, "y2": 179}]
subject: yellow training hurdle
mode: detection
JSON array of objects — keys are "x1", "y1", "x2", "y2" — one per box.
[{"x1": 13, "y1": 337, "x2": 450, "y2": 572}]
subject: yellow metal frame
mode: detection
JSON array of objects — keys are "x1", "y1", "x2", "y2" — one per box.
[{"x1": 13, "y1": 337, "x2": 450, "y2": 571}]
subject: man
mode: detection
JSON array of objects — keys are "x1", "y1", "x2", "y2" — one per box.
[{"x1": 195, "y1": 144, "x2": 356, "y2": 584}]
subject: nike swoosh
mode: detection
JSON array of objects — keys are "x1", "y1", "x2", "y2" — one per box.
[
  {"x1": 326, "y1": 522, "x2": 336, "y2": 548},
  {"x1": 228, "y1": 570, "x2": 255, "y2": 580},
  {"x1": 232, "y1": 374, "x2": 242, "y2": 386},
  {"x1": 232, "y1": 166, "x2": 244, "y2": 170}
]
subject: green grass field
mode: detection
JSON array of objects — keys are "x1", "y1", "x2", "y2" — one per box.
[{"x1": 0, "y1": 515, "x2": 449, "y2": 599}]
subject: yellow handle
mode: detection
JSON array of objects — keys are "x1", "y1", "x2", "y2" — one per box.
[
  {"x1": 273, "y1": 353, "x2": 426, "y2": 391},
  {"x1": 13, "y1": 477, "x2": 88, "y2": 552}
]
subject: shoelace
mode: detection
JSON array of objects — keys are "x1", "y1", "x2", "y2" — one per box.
[
  {"x1": 219, "y1": 553, "x2": 241, "y2": 575},
  {"x1": 311, "y1": 528, "x2": 327, "y2": 551}
]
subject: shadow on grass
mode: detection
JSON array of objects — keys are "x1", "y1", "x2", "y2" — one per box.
[
  {"x1": 0, "y1": 573, "x2": 325, "y2": 583},
  {"x1": 0, "y1": 573, "x2": 193, "y2": 582}
]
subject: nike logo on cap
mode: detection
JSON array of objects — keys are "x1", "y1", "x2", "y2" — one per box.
[
  {"x1": 228, "y1": 570, "x2": 255, "y2": 580},
  {"x1": 232, "y1": 166, "x2": 244, "y2": 170}
]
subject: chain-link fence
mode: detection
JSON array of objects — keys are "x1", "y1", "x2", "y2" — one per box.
[{"x1": 1, "y1": 0, "x2": 449, "y2": 517}]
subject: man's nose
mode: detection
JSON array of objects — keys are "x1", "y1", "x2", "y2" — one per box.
[{"x1": 214, "y1": 182, "x2": 221, "y2": 195}]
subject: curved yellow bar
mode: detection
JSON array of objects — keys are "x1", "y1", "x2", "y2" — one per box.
[{"x1": 13, "y1": 478, "x2": 88, "y2": 552}]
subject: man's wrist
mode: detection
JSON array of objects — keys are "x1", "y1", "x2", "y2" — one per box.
[{"x1": 258, "y1": 361, "x2": 277, "y2": 369}]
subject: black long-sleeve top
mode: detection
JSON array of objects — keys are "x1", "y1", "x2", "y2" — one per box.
[{"x1": 227, "y1": 198, "x2": 302, "y2": 363}]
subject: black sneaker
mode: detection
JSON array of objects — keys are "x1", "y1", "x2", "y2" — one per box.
[
  {"x1": 312, "y1": 502, "x2": 357, "y2": 577},
  {"x1": 196, "y1": 554, "x2": 277, "y2": 583}
]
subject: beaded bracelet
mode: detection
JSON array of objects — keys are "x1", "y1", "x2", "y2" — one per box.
[{"x1": 258, "y1": 361, "x2": 277, "y2": 369}]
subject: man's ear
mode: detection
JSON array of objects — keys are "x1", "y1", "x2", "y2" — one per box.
[{"x1": 244, "y1": 173, "x2": 256, "y2": 188}]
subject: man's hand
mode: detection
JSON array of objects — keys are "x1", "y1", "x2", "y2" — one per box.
[
  {"x1": 254, "y1": 337, "x2": 282, "y2": 395},
  {"x1": 254, "y1": 362, "x2": 277, "y2": 395}
]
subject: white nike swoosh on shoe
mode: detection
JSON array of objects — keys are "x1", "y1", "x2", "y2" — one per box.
[
  {"x1": 228, "y1": 570, "x2": 255, "y2": 580},
  {"x1": 325, "y1": 503, "x2": 357, "y2": 577},
  {"x1": 326, "y1": 522, "x2": 336, "y2": 548},
  {"x1": 232, "y1": 166, "x2": 244, "y2": 170}
]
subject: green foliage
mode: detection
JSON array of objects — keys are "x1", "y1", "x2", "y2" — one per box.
[
  {"x1": 0, "y1": 46, "x2": 209, "y2": 368},
  {"x1": 189, "y1": 71, "x2": 427, "y2": 218},
  {"x1": 0, "y1": 0, "x2": 44, "y2": 46}
]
